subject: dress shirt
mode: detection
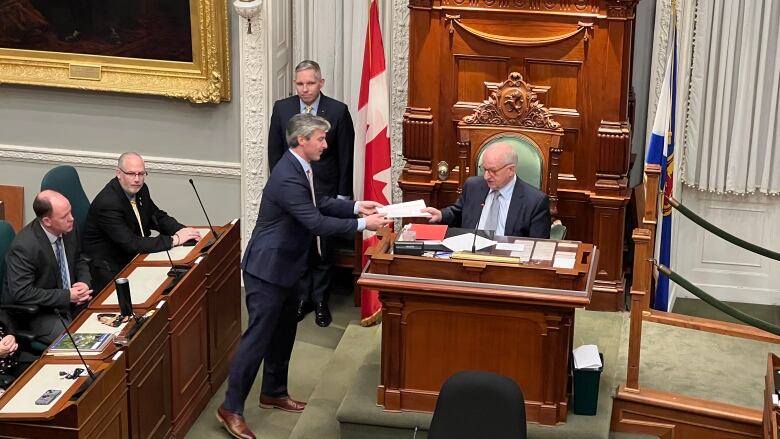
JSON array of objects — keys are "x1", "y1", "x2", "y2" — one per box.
[
  {"x1": 477, "y1": 177, "x2": 517, "y2": 236},
  {"x1": 299, "y1": 95, "x2": 321, "y2": 115},
  {"x1": 290, "y1": 150, "x2": 364, "y2": 231},
  {"x1": 42, "y1": 226, "x2": 71, "y2": 288}
]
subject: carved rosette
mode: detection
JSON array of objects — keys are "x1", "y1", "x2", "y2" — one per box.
[{"x1": 462, "y1": 72, "x2": 561, "y2": 130}]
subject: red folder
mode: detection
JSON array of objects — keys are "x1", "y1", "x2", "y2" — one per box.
[{"x1": 409, "y1": 224, "x2": 448, "y2": 241}]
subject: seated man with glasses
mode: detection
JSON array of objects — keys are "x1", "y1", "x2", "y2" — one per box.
[
  {"x1": 422, "y1": 142, "x2": 551, "y2": 238},
  {"x1": 82, "y1": 152, "x2": 202, "y2": 292}
]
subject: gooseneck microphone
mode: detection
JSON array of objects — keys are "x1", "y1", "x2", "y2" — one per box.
[
  {"x1": 189, "y1": 178, "x2": 220, "y2": 252},
  {"x1": 54, "y1": 309, "x2": 97, "y2": 381},
  {"x1": 471, "y1": 203, "x2": 486, "y2": 253}
]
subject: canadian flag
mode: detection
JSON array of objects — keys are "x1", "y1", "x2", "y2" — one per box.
[{"x1": 354, "y1": 0, "x2": 390, "y2": 326}]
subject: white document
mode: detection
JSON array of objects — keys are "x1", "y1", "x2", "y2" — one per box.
[
  {"x1": 143, "y1": 228, "x2": 211, "y2": 261},
  {"x1": 553, "y1": 251, "x2": 577, "y2": 269},
  {"x1": 531, "y1": 241, "x2": 556, "y2": 262},
  {"x1": 101, "y1": 266, "x2": 170, "y2": 305},
  {"x1": 495, "y1": 243, "x2": 525, "y2": 252},
  {"x1": 441, "y1": 233, "x2": 496, "y2": 252},
  {"x1": 376, "y1": 199, "x2": 432, "y2": 218},
  {"x1": 573, "y1": 344, "x2": 602, "y2": 370}
]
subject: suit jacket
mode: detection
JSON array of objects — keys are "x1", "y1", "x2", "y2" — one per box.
[
  {"x1": 82, "y1": 177, "x2": 185, "y2": 276},
  {"x1": 242, "y1": 150, "x2": 358, "y2": 288},
  {"x1": 1, "y1": 219, "x2": 91, "y2": 342},
  {"x1": 441, "y1": 176, "x2": 551, "y2": 239},
  {"x1": 267, "y1": 94, "x2": 355, "y2": 198}
]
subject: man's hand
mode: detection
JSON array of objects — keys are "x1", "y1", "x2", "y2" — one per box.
[
  {"x1": 357, "y1": 201, "x2": 384, "y2": 216},
  {"x1": 363, "y1": 213, "x2": 393, "y2": 231},
  {"x1": 173, "y1": 227, "x2": 202, "y2": 246},
  {"x1": 421, "y1": 207, "x2": 442, "y2": 223},
  {"x1": 69, "y1": 282, "x2": 93, "y2": 305},
  {"x1": 0, "y1": 335, "x2": 18, "y2": 358}
]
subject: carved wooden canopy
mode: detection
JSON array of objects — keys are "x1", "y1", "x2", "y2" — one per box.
[{"x1": 462, "y1": 72, "x2": 561, "y2": 130}]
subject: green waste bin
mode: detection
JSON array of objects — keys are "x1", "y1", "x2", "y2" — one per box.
[{"x1": 572, "y1": 353, "x2": 603, "y2": 416}]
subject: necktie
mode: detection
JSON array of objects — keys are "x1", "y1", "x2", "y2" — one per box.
[
  {"x1": 305, "y1": 105, "x2": 313, "y2": 114},
  {"x1": 483, "y1": 190, "x2": 501, "y2": 232},
  {"x1": 130, "y1": 199, "x2": 145, "y2": 237},
  {"x1": 55, "y1": 237, "x2": 71, "y2": 289},
  {"x1": 306, "y1": 169, "x2": 322, "y2": 256}
]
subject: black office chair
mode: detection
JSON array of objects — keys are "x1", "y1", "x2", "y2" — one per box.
[{"x1": 427, "y1": 370, "x2": 527, "y2": 439}]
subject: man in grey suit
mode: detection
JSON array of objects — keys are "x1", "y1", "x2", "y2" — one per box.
[{"x1": 1, "y1": 190, "x2": 92, "y2": 343}]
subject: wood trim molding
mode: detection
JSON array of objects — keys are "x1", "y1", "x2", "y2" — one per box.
[
  {"x1": 645, "y1": 310, "x2": 780, "y2": 345},
  {"x1": 445, "y1": 15, "x2": 593, "y2": 47},
  {"x1": 0, "y1": 144, "x2": 240, "y2": 179}
]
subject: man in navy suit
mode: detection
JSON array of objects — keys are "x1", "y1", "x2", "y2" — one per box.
[
  {"x1": 423, "y1": 142, "x2": 551, "y2": 239},
  {"x1": 216, "y1": 114, "x2": 389, "y2": 439},
  {"x1": 267, "y1": 60, "x2": 355, "y2": 327}
]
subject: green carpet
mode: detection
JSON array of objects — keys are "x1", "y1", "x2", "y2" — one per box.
[{"x1": 673, "y1": 297, "x2": 780, "y2": 327}]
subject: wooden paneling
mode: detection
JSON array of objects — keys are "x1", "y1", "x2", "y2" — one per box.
[
  {"x1": 400, "y1": 1, "x2": 639, "y2": 310},
  {"x1": 0, "y1": 185, "x2": 24, "y2": 232}
]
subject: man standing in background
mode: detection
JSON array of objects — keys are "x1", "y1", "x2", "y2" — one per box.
[{"x1": 267, "y1": 60, "x2": 355, "y2": 327}]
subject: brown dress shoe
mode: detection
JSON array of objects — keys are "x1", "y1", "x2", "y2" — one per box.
[
  {"x1": 259, "y1": 394, "x2": 307, "y2": 413},
  {"x1": 216, "y1": 405, "x2": 256, "y2": 439}
]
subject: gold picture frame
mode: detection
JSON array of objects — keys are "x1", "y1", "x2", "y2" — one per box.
[{"x1": 0, "y1": 0, "x2": 230, "y2": 103}]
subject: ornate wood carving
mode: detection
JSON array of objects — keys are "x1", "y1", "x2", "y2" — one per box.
[
  {"x1": 596, "y1": 121, "x2": 631, "y2": 191},
  {"x1": 403, "y1": 107, "x2": 435, "y2": 176},
  {"x1": 440, "y1": 0, "x2": 599, "y2": 14},
  {"x1": 445, "y1": 15, "x2": 593, "y2": 47},
  {"x1": 463, "y1": 72, "x2": 561, "y2": 129}
]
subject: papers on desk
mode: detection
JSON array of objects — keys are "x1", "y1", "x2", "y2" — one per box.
[
  {"x1": 441, "y1": 233, "x2": 496, "y2": 252},
  {"x1": 0, "y1": 364, "x2": 75, "y2": 413},
  {"x1": 377, "y1": 199, "x2": 432, "y2": 218},
  {"x1": 553, "y1": 251, "x2": 577, "y2": 269},
  {"x1": 143, "y1": 228, "x2": 211, "y2": 261},
  {"x1": 572, "y1": 344, "x2": 602, "y2": 370},
  {"x1": 101, "y1": 266, "x2": 170, "y2": 306}
]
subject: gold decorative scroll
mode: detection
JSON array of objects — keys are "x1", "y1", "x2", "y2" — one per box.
[{"x1": 445, "y1": 15, "x2": 593, "y2": 47}]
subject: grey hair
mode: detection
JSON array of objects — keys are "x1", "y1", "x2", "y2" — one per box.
[
  {"x1": 286, "y1": 113, "x2": 331, "y2": 147},
  {"x1": 118, "y1": 152, "x2": 143, "y2": 169},
  {"x1": 295, "y1": 60, "x2": 322, "y2": 79},
  {"x1": 486, "y1": 142, "x2": 518, "y2": 167}
]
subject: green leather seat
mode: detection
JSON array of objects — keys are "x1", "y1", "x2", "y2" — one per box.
[
  {"x1": 476, "y1": 134, "x2": 543, "y2": 190},
  {"x1": 0, "y1": 220, "x2": 15, "y2": 290},
  {"x1": 41, "y1": 165, "x2": 91, "y2": 233},
  {"x1": 476, "y1": 135, "x2": 568, "y2": 240}
]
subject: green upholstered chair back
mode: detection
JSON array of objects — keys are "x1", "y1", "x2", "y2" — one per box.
[
  {"x1": 41, "y1": 165, "x2": 91, "y2": 233},
  {"x1": 475, "y1": 134, "x2": 544, "y2": 190},
  {"x1": 550, "y1": 222, "x2": 567, "y2": 241},
  {"x1": 0, "y1": 220, "x2": 16, "y2": 291}
]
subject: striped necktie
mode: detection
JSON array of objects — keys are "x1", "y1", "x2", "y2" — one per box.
[{"x1": 55, "y1": 237, "x2": 71, "y2": 289}]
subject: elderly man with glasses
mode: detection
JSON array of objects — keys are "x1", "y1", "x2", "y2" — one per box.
[
  {"x1": 422, "y1": 142, "x2": 551, "y2": 239},
  {"x1": 82, "y1": 152, "x2": 201, "y2": 292}
]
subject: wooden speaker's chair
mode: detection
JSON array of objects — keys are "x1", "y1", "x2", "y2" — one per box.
[{"x1": 457, "y1": 72, "x2": 564, "y2": 218}]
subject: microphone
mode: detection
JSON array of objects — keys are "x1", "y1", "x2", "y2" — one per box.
[
  {"x1": 472, "y1": 203, "x2": 486, "y2": 253},
  {"x1": 54, "y1": 310, "x2": 96, "y2": 381},
  {"x1": 189, "y1": 178, "x2": 220, "y2": 252},
  {"x1": 151, "y1": 215, "x2": 190, "y2": 277}
]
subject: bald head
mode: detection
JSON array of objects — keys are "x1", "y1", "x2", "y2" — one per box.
[
  {"x1": 116, "y1": 152, "x2": 147, "y2": 196},
  {"x1": 34, "y1": 190, "x2": 74, "y2": 235},
  {"x1": 481, "y1": 142, "x2": 518, "y2": 190}
]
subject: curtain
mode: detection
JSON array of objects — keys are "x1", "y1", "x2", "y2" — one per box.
[
  {"x1": 293, "y1": 0, "x2": 394, "y2": 130},
  {"x1": 681, "y1": 0, "x2": 780, "y2": 195}
]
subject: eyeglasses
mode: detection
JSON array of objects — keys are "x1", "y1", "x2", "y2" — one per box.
[
  {"x1": 479, "y1": 163, "x2": 513, "y2": 176},
  {"x1": 118, "y1": 168, "x2": 148, "y2": 178}
]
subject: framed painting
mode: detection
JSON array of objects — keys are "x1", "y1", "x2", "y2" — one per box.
[{"x1": 0, "y1": 0, "x2": 230, "y2": 103}]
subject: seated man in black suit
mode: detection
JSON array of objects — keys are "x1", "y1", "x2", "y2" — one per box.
[
  {"x1": 82, "y1": 152, "x2": 202, "y2": 292},
  {"x1": 1, "y1": 190, "x2": 92, "y2": 344},
  {"x1": 216, "y1": 114, "x2": 390, "y2": 439},
  {"x1": 423, "y1": 142, "x2": 551, "y2": 239}
]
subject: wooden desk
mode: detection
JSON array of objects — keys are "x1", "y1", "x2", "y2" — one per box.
[
  {"x1": 0, "y1": 200, "x2": 5, "y2": 221},
  {"x1": 764, "y1": 354, "x2": 780, "y2": 439},
  {"x1": 0, "y1": 353, "x2": 128, "y2": 438},
  {"x1": 89, "y1": 221, "x2": 241, "y2": 437},
  {"x1": 358, "y1": 230, "x2": 598, "y2": 425}
]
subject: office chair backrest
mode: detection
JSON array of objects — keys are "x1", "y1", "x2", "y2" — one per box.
[
  {"x1": 40, "y1": 165, "x2": 91, "y2": 234},
  {"x1": 428, "y1": 370, "x2": 527, "y2": 439},
  {"x1": 0, "y1": 220, "x2": 16, "y2": 293}
]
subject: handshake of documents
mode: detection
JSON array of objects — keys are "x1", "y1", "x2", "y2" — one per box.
[{"x1": 376, "y1": 199, "x2": 432, "y2": 218}]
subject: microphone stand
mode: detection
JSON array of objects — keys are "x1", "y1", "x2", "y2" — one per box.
[
  {"x1": 189, "y1": 178, "x2": 220, "y2": 252},
  {"x1": 471, "y1": 203, "x2": 486, "y2": 253}
]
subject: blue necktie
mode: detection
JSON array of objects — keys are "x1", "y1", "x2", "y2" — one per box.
[{"x1": 55, "y1": 237, "x2": 71, "y2": 289}]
